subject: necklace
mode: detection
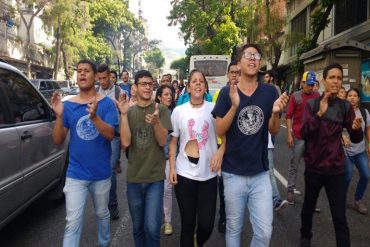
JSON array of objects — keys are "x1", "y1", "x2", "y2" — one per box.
[{"x1": 190, "y1": 99, "x2": 204, "y2": 107}]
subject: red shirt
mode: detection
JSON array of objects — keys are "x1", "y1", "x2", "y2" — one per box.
[{"x1": 285, "y1": 90, "x2": 320, "y2": 139}]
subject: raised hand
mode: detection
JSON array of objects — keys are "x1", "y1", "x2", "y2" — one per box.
[
  {"x1": 272, "y1": 92, "x2": 289, "y2": 113},
  {"x1": 86, "y1": 96, "x2": 98, "y2": 119},
  {"x1": 352, "y1": 117, "x2": 362, "y2": 130},
  {"x1": 145, "y1": 103, "x2": 160, "y2": 125},
  {"x1": 229, "y1": 81, "x2": 240, "y2": 109},
  {"x1": 317, "y1": 92, "x2": 331, "y2": 117},
  {"x1": 115, "y1": 92, "x2": 130, "y2": 115},
  {"x1": 51, "y1": 91, "x2": 64, "y2": 117}
]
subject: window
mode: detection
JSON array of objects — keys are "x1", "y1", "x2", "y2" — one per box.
[
  {"x1": 0, "y1": 68, "x2": 49, "y2": 123},
  {"x1": 51, "y1": 81, "x2": 61, "y2": 90},
  {"x1": 193, "y1": 60, "x2": 228, "y2": 77},
  {"x1": 290, "y1": 9, "x2": 307, "y2": 56},
  {"x1": 334, "y1": 0, "x2": 368, "y2": 35}
]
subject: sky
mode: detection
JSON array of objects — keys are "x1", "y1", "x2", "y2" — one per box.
[{"x1": 129, "y1": 0, "x2": 187, "y2": 55}]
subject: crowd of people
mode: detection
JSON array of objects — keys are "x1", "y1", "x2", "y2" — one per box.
[{"x1": 50, "y1": 43, "x2": 369, "y2": 247}]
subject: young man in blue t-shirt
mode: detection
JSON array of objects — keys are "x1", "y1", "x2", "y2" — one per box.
[
  {"x1": 212, "y1": 43, "x2": 289, "y2": 247},
  {"x1": 52, "y1": 59, "x2": 119, "y2": 247}
]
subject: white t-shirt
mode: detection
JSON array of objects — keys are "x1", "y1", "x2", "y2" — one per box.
[
  {"x1": 268, "y1": 132, "x2": 274, "y2": 149},
  {"x1": 171, "y1": 101, "x2": 218, "y2": 181}
]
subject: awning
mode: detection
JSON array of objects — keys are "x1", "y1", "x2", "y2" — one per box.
[{"x1": 300, "y1": 40, "x2": 370, "y2": 60}]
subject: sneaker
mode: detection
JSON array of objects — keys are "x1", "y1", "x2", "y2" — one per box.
[
  {"x1": 314, "y1": 208, "x2": 321, "y2": 213},
  {"x1": 354, "y1": 201, "x2": 368, "y2": 215},
  {"x1": 300, "y1": 237, "x2": 311, "y2": 247},
  {"x1": 109, "y1": 203, "x2": 119, "y2": 220},
  {"x1": 287, "y1": 191, "x2": 295, "y2": 205},
  {"x1": 218, "y1": 219, "x2": 226, "y2": 234},
  {"x1": 274, "y1": 199, "x2": 289, "y2": 212},
  {"x1": 163, "y1": 223, "x2": 173, "y2": 235}
]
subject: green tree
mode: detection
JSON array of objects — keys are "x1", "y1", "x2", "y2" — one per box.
[
  {"x1": 168, "y1": 0, "x2": 260, "y2": 55},
  {"x1": 143, "y1": 48, "x2": 165, "y2": 74},
  {"x1": 42, "y1": 0, "x2": 105, "y2": 79},
  {"x1": 88, "y1": 0, "x2": 132, "y2": 68},
  {"x1": 170, "y1": 57, "x2": 189, "y2": 80}
]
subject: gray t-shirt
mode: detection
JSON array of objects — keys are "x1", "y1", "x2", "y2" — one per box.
[{"x1": 344, "y1": 108, "x2": 370, "y2": 156}]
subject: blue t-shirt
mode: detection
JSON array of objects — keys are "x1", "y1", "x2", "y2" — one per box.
[
  {"x1": 118, "y1": 83, "x2": 131, "y2": 98},
  {"x1": 63, "y1": 97, "x2": 119, "y2": 180},
  {"x1": 212, "y1": 83, "x2": 278, "y2": 176}
]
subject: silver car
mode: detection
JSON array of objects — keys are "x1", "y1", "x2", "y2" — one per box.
[
  {"x1": 0, "y1": 62, "x2": 69, "y2": 229},
  {"x1": 31, "y1": 79, "x2": 63, "y2": 103}
]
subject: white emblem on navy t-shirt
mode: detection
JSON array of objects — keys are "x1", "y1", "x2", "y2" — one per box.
[
  {"x1": 237, "y1": 105, "x2": 264, "y2": 135},
  {"x1": 76, "y1": 115, "x2": 99, "y2": 140}
]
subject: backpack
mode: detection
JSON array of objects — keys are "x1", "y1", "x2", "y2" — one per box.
[
  {"x1": 359, "y1": 107, "x2": 367, "y2": 127},
  {"x1": 97, "y1": 85, "x2": 121, "y2": 100}
]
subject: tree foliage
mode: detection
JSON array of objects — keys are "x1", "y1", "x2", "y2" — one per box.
[
  {"x1": 144, "y1": 48, "x2": 165, "y2": 74},
  {"x1": 168, "y1": 0, "x2": 261, "y2": 56},
  {"x1": 41, "y1": 0, "x2": 148, "y2": 78},
  {"x1": 170, "y1": 57, "x2": 188, "y2": 79}
]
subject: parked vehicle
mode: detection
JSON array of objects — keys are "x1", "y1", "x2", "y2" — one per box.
[
  {"x1": 31, "y1": 79, "x2": 63, "y2": 102},
  {"x1": 189, "y1": 55, "x2": 231, "y2": 97},
  {"x1": 57, "y1": 80, "x2": 75, "y2": 94},
  {"x1": 0, "y1": 61, "x2": 69, "y2": 230}
]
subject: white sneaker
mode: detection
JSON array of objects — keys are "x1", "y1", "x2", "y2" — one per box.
[{"x1": 164, "y1": 223, "x2": 173, "y2": 235}]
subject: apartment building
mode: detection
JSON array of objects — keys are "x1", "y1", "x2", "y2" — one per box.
[
  {"x1": 283, "y1": 0, "x2": 370, "y2": 102},
  {"x1": 0, "y1": 0, "x2": 53, "y2": 79}
]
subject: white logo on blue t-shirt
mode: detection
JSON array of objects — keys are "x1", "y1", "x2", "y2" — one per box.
[
  {"x1": 76, "y1": 115, "x2": 99, "y2": 140},
  {"x1": 237, "y1": 105, "x2": 264, "y2": 135}
]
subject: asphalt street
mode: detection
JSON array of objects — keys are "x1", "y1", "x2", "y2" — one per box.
[{"x1": 1, "y1": 124, "x2": 370, "y2": 247}]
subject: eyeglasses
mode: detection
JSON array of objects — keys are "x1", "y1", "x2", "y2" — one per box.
[
  {"x1": 229, "y1": 71, "x2": 240, "y2": 75},
  {"x1": 137, "y1": 81, "x2": 154, "y2": 87},
  {"x1": 242, "y1": 52, "x2": 261, "y2": 61}
]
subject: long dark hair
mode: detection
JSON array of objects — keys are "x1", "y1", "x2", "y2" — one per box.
[{"x1": 155, "y1": 84, "x2": 174, "y2": 110}]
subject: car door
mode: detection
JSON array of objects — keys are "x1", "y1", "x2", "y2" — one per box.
[
  {"x1": 0, "y1": 70, "x2": 24, "y2": 227},
  {"x1": 2, "y1": 69, "x2": 66, "y2": 204}
]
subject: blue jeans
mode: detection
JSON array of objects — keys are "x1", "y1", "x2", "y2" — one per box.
[
  {"x1": 344, "y1": 151, "x2": 370, "y2": 201},
  {"x1": 63, "y1": 177, "x2": 111, "y2": 247},
  {"x1": 127, "y1": 181, "x2": 164, "y2": 247},
  {"x1": 109, "y1": 136, "x2": 121, "y2": 205},
  {"x1": 222, "y1": 171, "x2": 273, "y2": 247},
  {"x1": 287, "y1": 138, "x2": 305, "y2": 192},
  {"x1": 268, "y1": 149, "x2": 281, "y2": 205}
]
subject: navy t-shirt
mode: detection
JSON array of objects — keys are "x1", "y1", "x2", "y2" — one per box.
[
  {"x1": 63, "y1": 97, "x2": 119, "y2": 180},
  {"x1": 212, "y1": 83, "x2": 278, "y2": 176}
]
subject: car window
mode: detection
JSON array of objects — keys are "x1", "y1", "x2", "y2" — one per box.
[
  {"x1": 45, "y1": 81, "x2": 53, "y2": 90},
  {"x1": 52, "y1": 81, "x2": 61, "y2": 90},
  {"x1": 0, "y1": 68, "x2": 49, "y2": 123},
  {"x1": 39, "y1": 81, "x2": 47, "y2": 90}
]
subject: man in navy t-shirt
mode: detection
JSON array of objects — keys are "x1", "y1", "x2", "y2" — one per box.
[
  {"x1": 51, "y1": 59, "x2": 119, "y2": 247},
  {"x1": 212, "y1": 43, "x2": 288, "y2": 247}
]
